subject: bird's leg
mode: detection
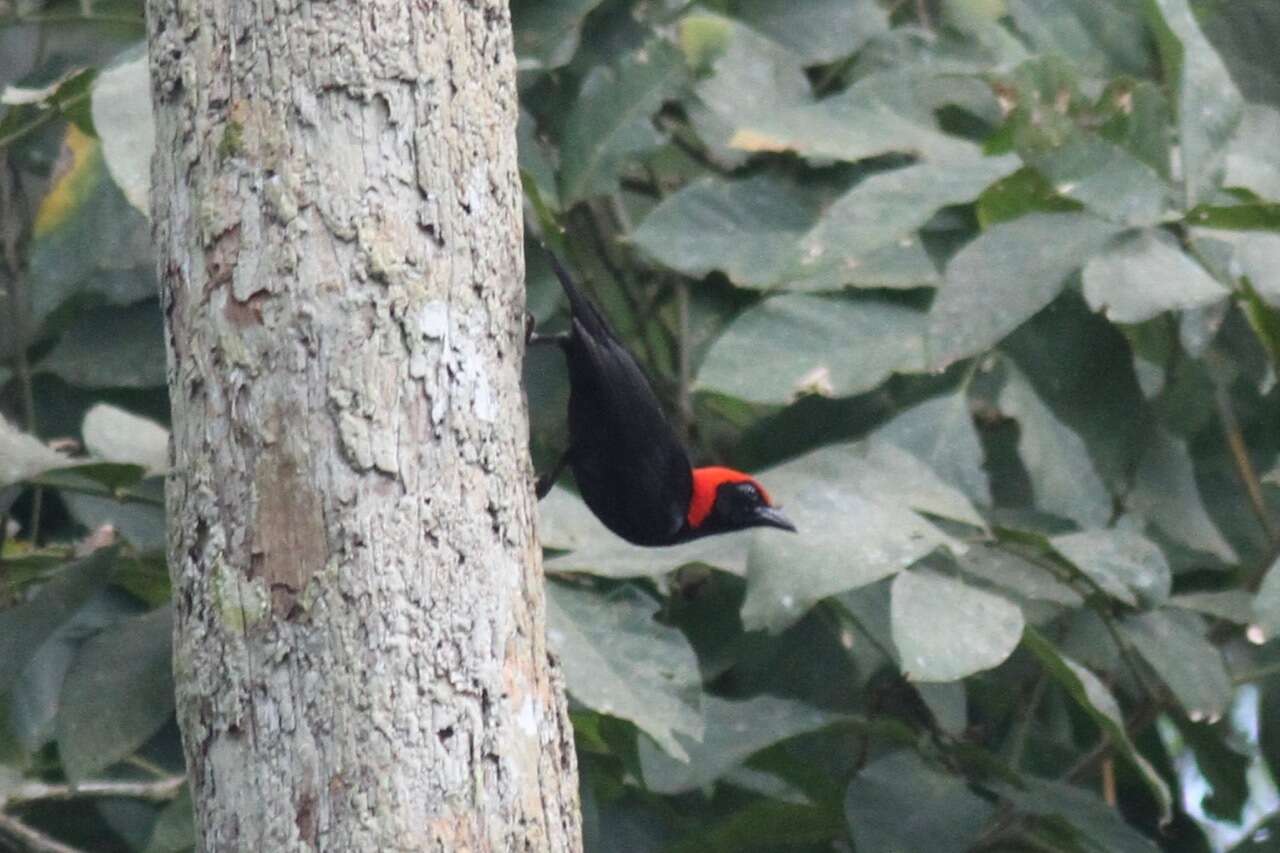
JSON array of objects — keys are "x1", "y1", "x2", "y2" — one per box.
[{"x1": 535, "y1": 449, "x2": 572, "y2": 500}]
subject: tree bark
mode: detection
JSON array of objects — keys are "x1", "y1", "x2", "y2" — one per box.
[{"x1": 146, "y1": 1, "x2": 581, "y2": 849}]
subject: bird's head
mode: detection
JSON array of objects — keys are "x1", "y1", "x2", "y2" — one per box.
[{"x1": 685, "y1": 467, "x2": 796, "y2": 538}]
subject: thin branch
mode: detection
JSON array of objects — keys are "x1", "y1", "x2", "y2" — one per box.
[
  {"x1": 1213, "y1": 377, "x2": 1280, "y2": 553},
  {"x1": 3, "y1": 775, "x2": 187, "y2": 806},
  {"x1": 0, "y1": 811, "x2": 86, "y2": 853}
]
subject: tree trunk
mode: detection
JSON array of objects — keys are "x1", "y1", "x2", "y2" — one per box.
[{"x1": 145, "y1": 0, "x2": 582, "y2": 849}]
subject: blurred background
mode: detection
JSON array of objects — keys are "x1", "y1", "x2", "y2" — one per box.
[{"x1": 3, "y1": 0, "x2": 1280, "y2": 850}]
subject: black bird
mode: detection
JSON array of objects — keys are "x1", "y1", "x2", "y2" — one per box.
[{"x1": 531, "y1": 253, "x2": 795, "y2": 547}]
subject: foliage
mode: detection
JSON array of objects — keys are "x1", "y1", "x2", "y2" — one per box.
[{"x1": 3, "y1": 0, "x2": 1280, "y2": 850}]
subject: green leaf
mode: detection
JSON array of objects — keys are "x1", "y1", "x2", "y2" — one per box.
[
  {"x1": 976, "y1": 167, "x2": 1084, "y2": 226},
  {"x1": 993, "y1": 776, "x2": 1162, "y2": 852},
  {"x1": 26, "y1": 131, "x2": 156, "y2": 331},
  {"x1": 1121, "y1": 609, "x2": 1233, "y2": 722},
  {"x1": 998, "y1": 362, "x2": 1112, "y2": 529},
  {"x1": 1049, "y1": 528, "x2": 1172, "y2": 608},
  {"x1": 637, "y1": 694, "x2": 840, "y2": 794},
  {"x1": 632, "y1": 170, "x2": 946, "y2": 292},
  {"x1": 956, "y1": 544, "x2": 1084, "y2": 610},
  {"x1": 632, "y1": 174, "x2": 822, "y2": 289},
  {"x1": 0, "y1": 417, "x2": 74, "y2": 489},
  {"x1": 36, "y1": 300, "x2": 167, "y2": 389},
  {"x1": 546, "y1": 583, "x2": 702, "y2": 761},
  {"x1": 1186, "y1": 202, "x2": 1280, "y2": 231},
  {"x1": 1145, "y1": 0, "x2": 1244, "y2": 209},
  {"x1": 56, "y1": 605, "x2": 175, "y2": 780},
  {"x1": 1081, "y1": 228, "x2": 1227, "y2": 323},
  {"x1": 91, "y1": 45, "x2": 153, "y2": 215},
  {"x1": 741, "y1": 441, "x2": 980, "y2": 633},
  {"x1": 845, "y1": 751, "x2": 994, "y2": 853},
  {"x1": 915, "y1": 681, "x2": 968, "y2": 735},
  {"x1": 144, "y1": 787, "x2": 195, "y2": 853},
  {"x1": 1170, "y1": 590, "x2": 1254, "y2": 625},
  {"x1": 1022, "y1": 626, "x2": 1173, "y2": 823},
  {"x1": 1198, "y1": 230, "x2": 1280, "y2": 308},
  {"x1": 891, "y1": 569, "x2": 1024, "y2": 682},
  {"x1": 877, "y1": 388, "x2": 991, "y2": 507},
  {"x1": 925, "y1": 212, "x2": 1122, "y2": 370},
  {"x1": 1127, "y1": 428, "x2": 1238, "y2": 563},
  {"x1": 684, "y1": 14, "x2": 980, "y2": 166},
  {"x1": 695, "y1": 294, "x2": 926, "y2": 405},
  {"x1": 1254, "y1": 556, "x2": 1280, "y2": 643},
  {"x1": 1225, "y1": 104, "x2": 1280, "y2": 201},
  {"x1": 667, "y1": 800, "x2": 843, "y2": 853},
  {"x1": 540, "y1": 486, "x2": 749, "y2": 577},
  {"x1": 511, "y1": 0, "x2": 606, "y2": 70},
  {"x1": 0, "y1": 548, "x2": 116, "y2": 692},
  {"x1": 81, "y1": 403, "x2": 170, "y2": 476},
  {"x1": 796, "y1": 154, "x2": 1020, "y2": 277},
  {"x1": 559, "y1": 41, "x2": 684, "y2": 205},
  {"x1": 1021, "y1": 134, "x2": 1173, "y2": 226},
  {"x1": 1006, "y1": 0, "x2": 1153, "y2": 78},
  {"x1": 728, "y1": 0, "x2": 887, "y2": 66}
]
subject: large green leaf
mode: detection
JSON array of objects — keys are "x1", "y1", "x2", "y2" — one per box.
[
  {"x1": 998, "y1": 363, "x2": 1111, "y2": 529},
  {"x1": 56, "y1": 605, "x2": 174, "y2": 780},
  {"x1": 511, "y1": 0, "x2": 606, "y2": 70},
  {"x1": 1021, "y1": 134, "x2": 1173, "y2": 226},
  {"x1": 1225, "y1": 104, "x2": 1280, "y2": 201},
  {"x1": 876, "y1": 388, "x2": 991, "y2": 506},
  {"x1": 741, "y1": 441, "x2": 980, "y2": 632},
  {"x1": 845, "y1": 751, "x2": 993, "y2": 853},
  {"x1": 1007, "y1": 0, "x2": 1153, "y2": 78},
  {"x1": 91, "y1": 45, "x2": 152, "y2": 215},
  {"x1": 1121, "y1": 609, "x2": 1233, "y2": 722},
  {"x1": 26, "y1": 129, "x2": 155, "y2": 332},
  {"x1": 1197, "y1": 229, "x2": 1280, "y2": 308},
  {"x1": 890, "y1": 569, "x2": 1024, "y2": 682},
  {"x1": 632, "y1": 173, "x2": 822, "y2": 289},
  {"x1": 1127, "y1": 428, "x2": 1238, "y2": 563},
  {"x1": 0, "y1": 417, "x2": 74, "y2": 489},
  {"x1": 684, "y1": 13, "x2": 980, "y2": 166},
  {"x1": 1049, "y1": 528, "x2": 1172, "y2": 608},
  {"x1": 695, "y1": 294, "x2": 926, "y2": 405},
  {"x1": 546, "y1": 583, "x2": 702, "y2": 761},
  {"x1": 993, "y1": 776, "x2": 1162, "y2": 852},
  {"x1": 144, "y1": 788, "x2": 195, "y2": 853},
  {"x1": 1145, "y1": 0, "x2": 1244, "y2": 209},
  {"x1": 559, "y1": 40, "x2": 684, "y2": 204},
  {"x1": 925, "y1": 212, "x2": 1122, "y2": 370},
  {"x1": 0, "y1": 549, "x2": 116, "y2": 692},
  {"x1": 81, "y1": 403, "x2": 170, "y2": 476},
  {"x1": 637, "y1": 693, "x2": 840, "y2": 794},
  {"x1": 728, "y1": 0, "x2": 887, "y2": 66},
  {"x1": 632, "y1": 170, "x2": 947, "y2": 292},
  {"x1": 36, "y1": 300, "x2": 166, "y2": 389},
  {"x1": 1022, "y1": 627, "x2": 1173, "y2": 823},
  {"x1": 796, "y1": 155, "x2": 1020, "y2": 274},
  {"x1": 1081, "y1": 229, "x2": 1227, "y2": 323}
]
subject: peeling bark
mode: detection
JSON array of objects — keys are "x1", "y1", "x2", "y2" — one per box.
[{"x1": 146, "y1": 0, "x2": 581, "y2": 849}]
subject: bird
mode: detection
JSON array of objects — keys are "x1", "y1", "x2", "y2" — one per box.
[{"x1": 530, "y1": 251, "x2": 795, "y2": 547}]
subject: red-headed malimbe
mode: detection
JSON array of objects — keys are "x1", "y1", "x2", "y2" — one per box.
[{"x1": 532, "y1": 253, "x2": 795, "y2": 547}]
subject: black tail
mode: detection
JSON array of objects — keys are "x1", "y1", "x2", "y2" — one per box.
[{"x1": 544, "y1": 248, "x2": 615, "y2": 340}]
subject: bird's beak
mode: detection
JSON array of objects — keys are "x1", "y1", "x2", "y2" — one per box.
[{"x1": 755, "y1": 505, "x2": 797, "y2": 533}]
